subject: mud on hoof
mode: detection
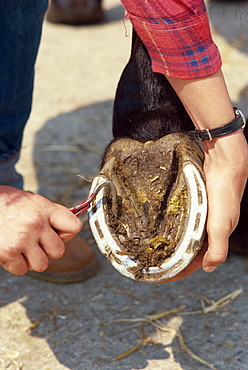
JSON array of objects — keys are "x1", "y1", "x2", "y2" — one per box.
[{"x1": 88, "y1": 133, "x2": 207, "y2": 282}]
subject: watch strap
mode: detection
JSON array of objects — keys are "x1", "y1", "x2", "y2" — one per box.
[{"x1": 187, "y1": 108, "x2": 246, "y2": 141}]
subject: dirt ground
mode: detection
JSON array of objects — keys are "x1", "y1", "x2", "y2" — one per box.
[{"x1": 0, "y1": 1, "x2": 248, "y2": 369}]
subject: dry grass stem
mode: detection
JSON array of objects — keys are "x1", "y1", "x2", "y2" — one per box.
[
  {"x1": 180, "y1": 288, "x2": 243, "y2": 316},
  {"x1": 41, "y1": 145, "x2": 81, "y2": 152},
  {"x1": 80, "y1": 142, "x2": 102, "y2": 154},
  {"x1": 149, "y1": 320, "x2": 218, "y2": 370},
  {"x1": 113, "y1": 317, "x2": 149, "y2": 324},
  {"x1": 146, "y1": 306, "x2": 186, "y2": 320},
  {"x1": 112, "y1": 289, "x2": 242, "y2": 366},
  {"x1": 1, "y1": 355, "x2": 23, "y2": 370},
  {"x1": 8, "y1": 359, "x2": 23, "y2": 370},
  {"x1": 116, "y1": 290, "x2": 146, "y2": 303},
  {"x1": 89, "y1": 293, "x2": 104, "y2": 301},
  {"x1": 111, "y1": 337, "x2": 152, "y2": 362},
  {"x1": 76, "y1": 174, "x2": 93, "y2": 183},
  {"x1": 113, "y1": 305, "x2": 185, "y2": 324},
  {"x1": 177, "y1": 329, "x2": 218, "y2": 370},
  {"x1": 25, "y1": 315, "x2": 47, "y2": 331},
  {"x1": 25, "y1": 309, "x2": 73, "y2": 332},
  {"x1": 113, "y1": 304, "x2": 218, "y2": 369},
  {"x1": 55, "y1": 178, "x2": 89, "y2": 204},
  {"x1": 200, "y1": 288, "x2": 243, "y2": 314}
]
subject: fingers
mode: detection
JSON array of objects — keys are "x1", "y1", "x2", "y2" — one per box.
[
  {"x1": 47, "y1": 203, "x2": 83, "y2": 243},
  {"x1": 0, "y1": 229, "x2": 53, "y2": 275},
  {"x1": 1, "y1": 254, "x2": 29, "y2": 275},
  {"x1": 0, "y1": 234, "x2": 64, "y2": 275},
  {"x1": 0, "y1": 231, "x2": 65, "y2": 275},
  {"x1": 38, "y1": 227, "x2": 66, "y2": 259},
  {"x1": 22, "y1": 192, "x2": 83, "y2": 241},
  {"x1": 25, "y1": 225, "x2": 66, "y2": 270},
  {"x1": 21, "y1": 193, "x2": 82, "y2": 256}
]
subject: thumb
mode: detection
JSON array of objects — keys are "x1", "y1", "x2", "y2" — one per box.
[
  {"x1": 202, "y1": 224, "x2": 229, "y2": 273},
  {"x1": 202, "y1": 185, "x2": 240, "y2": 273},
  {"x1": 49, "y1": 203, "x2": 83, "y2": 241}
]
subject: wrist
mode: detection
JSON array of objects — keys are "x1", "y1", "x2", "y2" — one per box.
[
  {"x1": 188, "y1": 108, "x2": 246, "y2": 142},
  {"x1": 202, "y1": 130, "x2": 248, "y2": 181}
]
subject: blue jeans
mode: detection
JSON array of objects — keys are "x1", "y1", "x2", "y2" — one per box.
[{"x1": 0, "y1": 0, "x2": 48, "y2": 188}]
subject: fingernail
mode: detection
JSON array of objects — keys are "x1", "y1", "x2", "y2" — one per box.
[{"x1": 204, "y1": 266, "x2": 216, "y2": 273}]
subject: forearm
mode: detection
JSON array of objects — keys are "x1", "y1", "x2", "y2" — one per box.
[
  {"x1": 166, "y1": 69, "x2": 248, "y2": 186},
  {"x1": 166, "y1": 69, "x2": 248, "y2": 174},
  {"x1": 166, "y1": 69, "x2": 235, "y2": 131}
]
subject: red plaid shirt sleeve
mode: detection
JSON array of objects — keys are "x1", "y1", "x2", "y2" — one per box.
[{"x1": 121, "y1": 0, "x2": 222, "y2": 79}]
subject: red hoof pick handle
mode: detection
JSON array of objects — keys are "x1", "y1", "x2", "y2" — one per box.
[{"x1": 69, "y1": 181, "x2": 116, "y2": 217}]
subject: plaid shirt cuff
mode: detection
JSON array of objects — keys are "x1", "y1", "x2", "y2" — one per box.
[{"x1": 125, "y1": 10, "x2": 222, "y2": 79}]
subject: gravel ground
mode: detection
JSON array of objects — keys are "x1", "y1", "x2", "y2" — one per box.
[{"x1": 0, "y1": 1, "x2": 248, "y2": 369}]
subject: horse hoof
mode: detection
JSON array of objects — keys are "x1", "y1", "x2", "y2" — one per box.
[{"x1": 88, "y1": 133, "x2": 207, "y2": 282}]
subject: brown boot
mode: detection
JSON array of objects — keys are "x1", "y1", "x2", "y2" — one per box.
[
  {"x1": 46, "y1": 0, "x2": 104, "y2": 25},
  {"x1": 27, "y1": 234, "x2": 99, "y2": 283}
]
